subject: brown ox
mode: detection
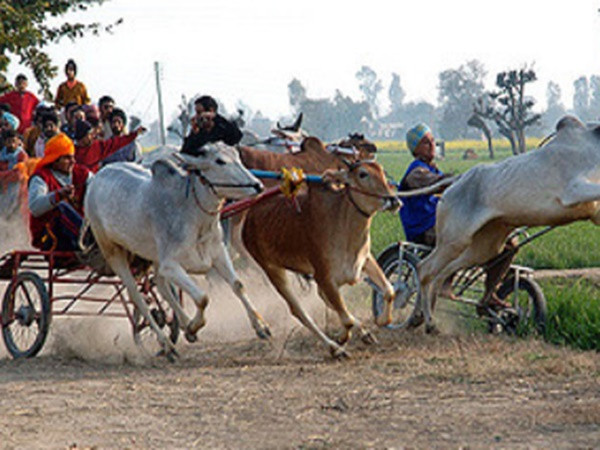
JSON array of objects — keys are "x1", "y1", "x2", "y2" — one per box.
[
  {"x1": 233, "y1": 137, "x2": 397, "y2": 328},
  {"x1": 242, "y1": 160, "x2": 399, "y2": 357}
]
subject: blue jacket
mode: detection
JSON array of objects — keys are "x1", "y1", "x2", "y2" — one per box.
[{"x1": 398, "y1": 159, "x2": 443, "y2": 241}]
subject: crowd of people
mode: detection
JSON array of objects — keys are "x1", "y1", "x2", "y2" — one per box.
[{"x1": 0, "y1": 59, "x2": 148, "y2": 252}]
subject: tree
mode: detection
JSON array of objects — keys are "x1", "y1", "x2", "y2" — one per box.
[
  {"x1": 288, "y1": 78, "x2": 307, "y2": 113},
  {"x1": 542, "y1": 80, "x2": 566, "y2": 133},
  {"x1": 437, "y1": 60, "x2": 486, "y2": 140},
  {"x1": 474, "y1": 68, "x2": 541, "y2": 155},
  {"x1": 388, "y1": 72, "x2": 405, "y2": 113},
  {"x1": 0, "y1": 0, "x2": 121, "y2": 97},
  {"x1": 573, "y1": 76, "x2": 590, "y2": 121},
  {"x1": 355, "y1": 65, "x2": 382, "y2": 118}
]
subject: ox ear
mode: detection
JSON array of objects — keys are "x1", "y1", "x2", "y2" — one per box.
[
  {"x1": 300, "y1": 136, "x2": 325, "y2": 153},
  {"x1": 173, "y1": 151, "x2": 209, "y2": 171},
  {"x1": 321, "y1": 168, "x2": 348, "y2": 192},
  {"x1": 151, "y1": 159, "x2": 186, "y2": 181}
]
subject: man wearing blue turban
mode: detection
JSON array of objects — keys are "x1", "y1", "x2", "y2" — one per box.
[{"x1": 398, "y1": 123, "x2": 447, "y2": 245}]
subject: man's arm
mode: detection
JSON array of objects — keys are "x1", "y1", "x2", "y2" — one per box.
[
  {"x1": 214, "y1": 114, "x2": 242, "y2": 145},
  {"x1": 404, "y1": 167, "x2": 446, "y2": 190}
]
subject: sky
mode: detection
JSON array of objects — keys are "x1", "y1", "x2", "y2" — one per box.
[{"x1": 6, "y1": 0, "x2": 600, "y2": 126}]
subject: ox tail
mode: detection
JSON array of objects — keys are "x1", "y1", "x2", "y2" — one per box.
[
  {"x1": 395, "y1": 175, "x2": 459, "y2": 198},
  {"x1": 78, "y1": 218, "x2": 94, "y2": 253}
]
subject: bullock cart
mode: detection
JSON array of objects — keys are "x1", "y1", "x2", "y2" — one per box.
[
  {"x1": 371, "y1": 227, "x2": 549, "y2": 336},
  {"x1": 0, "y1": 249, "x2": 181, "y2": 359}
]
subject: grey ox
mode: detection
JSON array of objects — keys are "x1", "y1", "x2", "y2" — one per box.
[
  {"x1": 85, "y1": 143, "x2": 268, "y2": 357},
  {"x1": 416, "y1": 116, "x2": 600, "y2": 333}
]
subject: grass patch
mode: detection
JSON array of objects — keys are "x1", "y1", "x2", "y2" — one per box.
[{"x1": 538, "y1": 277, "x2": 600, "y2": 351}]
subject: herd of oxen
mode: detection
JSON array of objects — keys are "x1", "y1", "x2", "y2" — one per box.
[{"x1": 8, "y1": 114, "x2": 600, "y2": 359}]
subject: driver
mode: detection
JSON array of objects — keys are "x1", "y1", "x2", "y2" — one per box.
[
  {"x1": 28, "y1": 133, "x2": 91, "y2": 252},
  {"x1": 398, "y1": 123, "x2": 514, "y2": 313}
]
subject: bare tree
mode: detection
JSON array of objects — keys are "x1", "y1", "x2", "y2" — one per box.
[{"x1": 473, "y1": 68, "x2": 540, "y2": 155}]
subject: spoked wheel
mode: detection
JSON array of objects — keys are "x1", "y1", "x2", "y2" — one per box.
[
  {"x1": 2, "y1": 272, "x2": 51, "y2": 358},
  {"x1": 372, "y1": 245, "x2": 421, "y2": 329},
  {"x1": 132, "y1": 285, "x2": 180, "y2": 357},
  {"x1": 494, "y1": 276, "x2": 547, "y2": 336}
]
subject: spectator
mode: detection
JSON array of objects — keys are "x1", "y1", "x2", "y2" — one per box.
[
  {"x1": 61, "y1": 104, "x2": 86, "y2": 140},
  {"x1": 28, "y1": 133, "x2": 91, "y2": 251},
  {"x1": 99, "y1": 108, "x2": 140, "y2": 165},
  {"x1": 0, "y1": 74, "x2": 40, "y2": 134},
  {"x1": 33, "y1": 112, "x2": 61, "y2": 158},
  {"x1": 0, "y1": 129, "x2": 27, "y2": 171},
  {"x1": 98, "y1": 95, "x2": 115, "y2": 139},
  {"x1": 181, "y1": 95, "x2": 242, "y2": 156},
  {"x1": 1, "y1": 111, "x2": 20, "y2": 133},
  {"x1": 54, "y1": 59, "x2": 90, "y2": 108},
  {"x1": 23, "y1": 103, "x2": 54, "y2": 156},
  {"x1": 73, "y1": 119, "x2": 146, "y2": 172}
]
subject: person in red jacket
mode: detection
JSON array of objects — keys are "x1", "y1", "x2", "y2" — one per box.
[
  {"x1": 73, "y1": 119, "x2": 146, "y2": 172},
  {"x1": 0, "y1": 74, "x2": 39, "y2": 134},
  {"x1": 28, "y1": 133, "x2": 91, "y2": 252}
]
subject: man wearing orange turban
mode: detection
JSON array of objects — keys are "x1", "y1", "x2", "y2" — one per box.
[{"x1": 28, "y1": 133, "x2": 91, "y2": 251}]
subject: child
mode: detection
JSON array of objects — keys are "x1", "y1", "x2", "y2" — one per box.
[{"x1": 0, "y1": 129, "x2": 27, "y2": 171}]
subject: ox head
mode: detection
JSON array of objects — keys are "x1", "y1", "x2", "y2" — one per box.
[
  {"x1": 272, "y1": 113, "x2": 308, "y2": 142},
  {"x1": 323, "y1": 160, "x2": 400, "y2": 216},
  {"x1": 175, "y1": 143, "x2": 263, "y2": 200}
]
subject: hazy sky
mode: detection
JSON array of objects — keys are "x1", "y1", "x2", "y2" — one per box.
[{"x1": 7, "y1": 0, "x2": 600, "y2": 124}]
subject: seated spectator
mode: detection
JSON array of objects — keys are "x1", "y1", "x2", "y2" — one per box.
[
  {"x1": 99, "y1": 108, "x2": 140, "y2": 166},
  {"x1": 54, "y1": 59, "x2": 90, "y2": 108},
  {"x1": 61, "y1": 104, "x2": 86, "y2": 139},
  {"x1": 73, "y1": 119, "x2": 146, "y2": 172},
  {"x1": 0, "y1": 129, "x2": 27, "y2": 171},
  {"x1": 1, "y1": 111, "x2": 20, "y2": 133},
  {"x1": 0, "y1": 74, "x2": 39, "y2": 134},
  {"x1": 98, "y1": 95, "x2": 115, "y2": 139},
  {"x1": 28, "y1": 133, "x2": 91, "y2": 251},
  {"x1": 33, "y1": 112, "x2": 60, "y2": 158},
  {"x1": 181, "y1": 95, "x2": 242, "y2": 156}
]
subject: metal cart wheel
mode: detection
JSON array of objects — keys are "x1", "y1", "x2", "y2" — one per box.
[
  {"x1": 372, "y1": 244, "x2": 422, "y2": 329},
  {"x1": 2, "y1": 271, "x2": 52, "y2": 358},
  {"x1": 132, "y1": 283, "x2": 180, "y2": 356},
  {"x1": 495, "y1": 276, "x2": 547, "y2": 336}
]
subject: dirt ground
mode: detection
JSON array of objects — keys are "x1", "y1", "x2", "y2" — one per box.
[
  {"x1": 0, "y1": 215, "x2": 598, "y2": 448},
  {"x1": 0, "y1": 303, "x2": 598, "y2": 449}
]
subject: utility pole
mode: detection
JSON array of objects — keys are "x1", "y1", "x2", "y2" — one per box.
[{"x1": 154, "y1": 61, "x2": 166, "y2": 146}]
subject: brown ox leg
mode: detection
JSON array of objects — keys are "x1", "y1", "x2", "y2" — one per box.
[
  {"x1": 261, "y1": 264, "x2": 348, "y2": 358},
  {"x1": 315, "y1": 276, "x2": 377, "y2": 346},
  {"x1": 362, "y1": 253, "x2": 395, "y2": 327}
]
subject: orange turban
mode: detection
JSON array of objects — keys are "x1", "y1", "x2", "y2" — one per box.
[{"x1": 35, "y1": 133, "x2": 75, "y2": 171}]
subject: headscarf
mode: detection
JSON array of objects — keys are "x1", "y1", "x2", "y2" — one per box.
[
  {"x1": 35, "y1": 133, "x2": 74, "y2": 171},
  {"x1": 406, "y1": 123, "x2": 432, "y2": 154},
  {"x1": 2, "y1": 112, "x2": 20, "y2": 131}
]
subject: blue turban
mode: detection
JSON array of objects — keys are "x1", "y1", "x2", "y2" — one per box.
[
  {"x1": 2, "y1": 112, "x2": 20, "y2": 131},
  {"x1": 406, "y1": 123, "x2": 432, "y2": 154}
]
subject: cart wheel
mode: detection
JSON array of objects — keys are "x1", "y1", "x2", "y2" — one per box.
[
  {"x1": 372, "y1": 245, "x2": 421, "y2": 329},
  {"x1": 2, "y1": 271, "x2": 51, "y2": 358},
  {"x1": 495, "y1": 276, "x2": 547, "y2": 336},
  {"x1": 132, "y1": 285, "x2": 180, "y2": 355}
]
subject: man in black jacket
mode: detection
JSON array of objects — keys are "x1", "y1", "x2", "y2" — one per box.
[{"x1": 181, "y1": 95, "x2": 242, "y2": 155}]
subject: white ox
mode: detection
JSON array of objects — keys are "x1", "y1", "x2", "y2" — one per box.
[
  {"x1": 417, "y1": 116, "x2": 600, "y2": 332},
  {"x1": 85, "y1": 143, "x2": 268, "y2": 357}
]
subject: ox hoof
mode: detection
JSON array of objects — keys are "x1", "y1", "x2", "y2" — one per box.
[
  {"x1": 407, "y1": 313, "x2": 425, "y2": 329},
  {"x1": 360, "y1": 330, "x2": 378, "y2": 345},
  {"x1": 157, "y1": 347, "x2": 179, "y2": 362},
  {"x1": 184, "y1": 329, "x2": 198, "y2": 343},
  {"x1": 330, "y1": 346, "x2": 350, "y2": 360},
  {"x1": 256, "y1": 326, "x2": 272, "y2": 340},
  {"x1": 425, "y1": 323, "x2": 439, "y2": 335}
]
